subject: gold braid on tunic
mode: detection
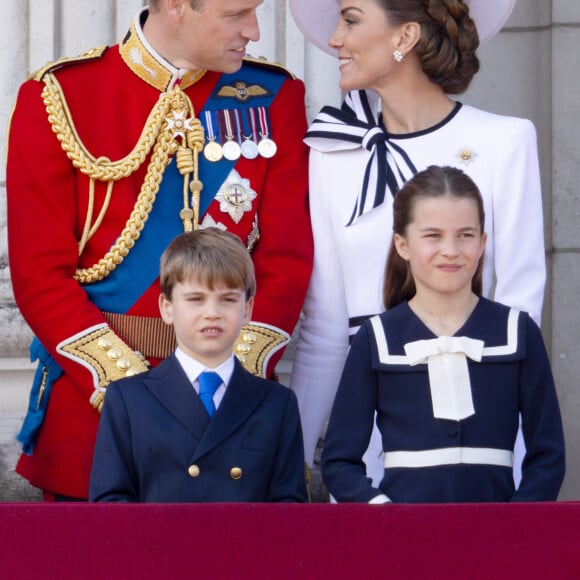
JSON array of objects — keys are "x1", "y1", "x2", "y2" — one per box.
[
  {"x1": 42, "y1": 64, "x2": 288, "y2": 382},
  {"x1": 41, "y1": 73, "x2": 205, "y2": 284}
]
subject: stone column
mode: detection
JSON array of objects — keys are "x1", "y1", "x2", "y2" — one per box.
[{"x1": 551, "y1": 1, "x2": 580, "y2": 501}]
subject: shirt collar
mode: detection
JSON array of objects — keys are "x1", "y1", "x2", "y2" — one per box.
[
  {"x1": 175, "y1": 347, "x2": 235, "y2": 388},
  {"x1": 119, "y1": 7, "x2": 207, "y2": 92}
]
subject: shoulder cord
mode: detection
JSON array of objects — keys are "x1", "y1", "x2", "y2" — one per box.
[{"x1": 41, "y1": 73, "x2": 204, "y2": 284}]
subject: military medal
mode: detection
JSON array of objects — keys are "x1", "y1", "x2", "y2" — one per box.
[
  {"x1": 258, "y1": 137, "x2": 277, "y2": 159},
  {"x1": 223, "y1": 140, "x2": 241, "y2": 161},
  {"x1": 203, "y1": 111, "x2": 223, "y2": 162},
  {"x1": 222, "y1": 109, "x2": 242, "y2": 161},
  {"x1": 241, "y1": 138, "x2": 259, "y2": 160},
  {"x1": 204, "y1": 141, "x2": 223, "y2": 162},
  {"x1": 257, "y1": 106, "x2": 277, "y2": 159},
  {"x1": 166, "y1": 109, "x2": 193, "y2": 141},
  {"x1": 216, "y1": 169, "x2": 257, "y2": 223},
  {"x1": 246, "y1": 214, "x2": 260, "y2": 252},
  {"x1": 241, "y1": 109, "x2": 259, "y2": 159}
]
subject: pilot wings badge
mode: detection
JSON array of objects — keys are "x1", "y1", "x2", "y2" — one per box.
[{"x1": 216, "y1": 81, "x2": 271, "y2": 103}]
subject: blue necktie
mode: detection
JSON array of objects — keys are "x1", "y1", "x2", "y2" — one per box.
[{"x1": 198, "y1": 371, "x2": 222, "y2": 418}]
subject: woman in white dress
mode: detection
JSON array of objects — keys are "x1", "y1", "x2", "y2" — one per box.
[{"x1": 288, "y1": 0, "x2": 544, "y2": 486}]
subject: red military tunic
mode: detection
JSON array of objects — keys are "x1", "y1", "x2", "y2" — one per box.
[{"x1": 6, "y1": 10, "x2": 312, "y2": 499}]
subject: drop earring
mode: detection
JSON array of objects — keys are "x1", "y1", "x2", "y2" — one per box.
[{"x1": 393, "y1": 49, "x2": 404, "y2": 63}]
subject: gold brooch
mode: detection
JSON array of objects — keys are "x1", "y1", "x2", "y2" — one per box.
[{"x1": 457, "y1": 147, "x2": 477, "y2": 165}]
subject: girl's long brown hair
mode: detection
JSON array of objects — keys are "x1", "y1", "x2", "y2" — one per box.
[{"x1": 383, "y1": 165, "x2": 485, "y2": 310}]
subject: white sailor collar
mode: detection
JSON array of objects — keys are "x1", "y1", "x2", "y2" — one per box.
[{"x1": 366, "y1": 299, "x2": 524, "y2": 371}]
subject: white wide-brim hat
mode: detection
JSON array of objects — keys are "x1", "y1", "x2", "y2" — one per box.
[{"x1": 289, "y1": 0, "x2": 516, "y2": 56}]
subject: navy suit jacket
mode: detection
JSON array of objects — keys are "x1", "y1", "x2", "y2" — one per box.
[{"x1": 89, "y1": 355, "x2": 307, "y2": 502}]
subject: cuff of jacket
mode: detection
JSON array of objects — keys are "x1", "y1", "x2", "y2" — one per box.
[{"x1": 57, "y1": 324, "x2": 149, "y2": 410}]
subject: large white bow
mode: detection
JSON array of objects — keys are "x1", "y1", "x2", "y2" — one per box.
[{"x1": 404, "y1": 336, "x2": 484, "y2": 421}]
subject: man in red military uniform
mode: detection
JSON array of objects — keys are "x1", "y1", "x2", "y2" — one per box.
[{"x1": 6, "y1": 0, "x2": 312, "y2": 500}]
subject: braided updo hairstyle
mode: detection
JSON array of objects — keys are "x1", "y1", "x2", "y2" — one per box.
[{"x1": 382, "y1": 0, "x2": 480, "y2": 94}]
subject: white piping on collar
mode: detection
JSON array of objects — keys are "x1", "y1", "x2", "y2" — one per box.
[
  {"x1": 370, "y1": 307, "x2": 521, "y2": 366},
  {"x1": 134, "y1": 7, "x2": 189, "y2": 90}
]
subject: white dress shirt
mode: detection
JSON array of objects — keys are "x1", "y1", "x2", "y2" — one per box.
[{"x1": 174, "y1": 348, "x2": 235, "y2": 411}]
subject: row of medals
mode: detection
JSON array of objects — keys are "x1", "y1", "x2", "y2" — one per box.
[{"x1": 204, "y1": 135, "x2": 277, "y2": 163}]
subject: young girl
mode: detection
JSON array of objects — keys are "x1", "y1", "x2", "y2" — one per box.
[{"x1": 321, "y1": 165, "x2": 565, "y2": 503}]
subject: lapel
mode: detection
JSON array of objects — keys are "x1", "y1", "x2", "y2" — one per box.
[
  {"x1": 192, "y1": 359, "x2": 269, "y2": 460},
  {"x1": 143, "y1": 354, "x2": 210, "y2": 441}
]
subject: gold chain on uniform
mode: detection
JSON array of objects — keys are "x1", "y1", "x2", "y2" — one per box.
[{"x1": 41, "y1": 73, "x2": 205, "y2": 284}]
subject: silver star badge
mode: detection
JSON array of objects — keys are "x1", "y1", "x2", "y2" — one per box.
[{"x1": 216, "y1": 169, "x2": 257, "y2": 224}]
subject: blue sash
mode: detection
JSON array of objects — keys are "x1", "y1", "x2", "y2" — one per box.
[{"x1": 85, "y1": 63, "x2": 285, "y2": 314}]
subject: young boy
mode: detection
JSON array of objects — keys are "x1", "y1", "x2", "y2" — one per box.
[{"x1": 89, "y1": 228, "x2": 307, "y2": 502}]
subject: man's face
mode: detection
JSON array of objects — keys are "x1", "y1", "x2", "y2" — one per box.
[{"x1": 177, "y1": 0, "x2": 262, "y2": 73}]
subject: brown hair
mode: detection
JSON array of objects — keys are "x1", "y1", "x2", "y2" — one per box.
[
  {"x1": 383, "y1": 165, "x2": 485, "y2": 309},
  {"x1": 160, "y1": 228, "x2": 256, "y2": 301},
  {"x1": 380, "y1": 0, "x2": 480, "y2": 94},
  {"x1": 148, "y1": 0, "x2": 203, "y2": 12}
]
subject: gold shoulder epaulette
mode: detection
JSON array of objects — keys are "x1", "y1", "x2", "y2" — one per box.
[
  {"x1": 30, "y1": 45, "x2": 108, "y2": 82},
  {"x1": 243, "y1": 55, "x2": 297, "y2": 80}
]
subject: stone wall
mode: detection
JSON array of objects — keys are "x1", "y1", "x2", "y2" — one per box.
[{"x1": 1, "y1": 0, "x2": 580, "y2": 501}]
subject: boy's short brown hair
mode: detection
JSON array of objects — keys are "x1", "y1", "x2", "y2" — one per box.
[{"x1": 160, "y1": 228, "x2": 256, "y2": 300}]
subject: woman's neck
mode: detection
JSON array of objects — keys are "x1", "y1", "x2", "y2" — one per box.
[
  {"x1": 408, "y1": 291, "x2": 479, "y2": 337},
  {"x1": 375, "y1": 74, "x2": 455, "y2": 135}
]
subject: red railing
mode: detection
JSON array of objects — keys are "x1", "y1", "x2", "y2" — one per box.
[{"x1": 1, "y1": 502, "x2": 578, "y2": 579}]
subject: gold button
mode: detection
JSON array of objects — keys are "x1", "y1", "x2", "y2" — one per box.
[
  {"x1": 230, "y1": 467, "x2": 243, "y2": 480},
  {"x1": 116, "y1": 358, "x2": 131, "y2": 371},
  {"x1": 236, "y1": 343, "x2": 251, "y2": 354},
  {"x1": 98, "y1": 338, "x2": 112, "y2": 350},
  {"x1": 188, "y1": 465, "x2": 200, "y2": 478},
  {"x1": 243, "y1": 331, "x2": 257, "y2": 344},
  {"x1": 107, "y1": 348, "x2": 122, "y2": 361}
]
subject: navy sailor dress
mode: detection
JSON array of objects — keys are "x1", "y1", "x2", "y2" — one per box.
[{"x1": 322, "y1": 297, "x2": 565, "y2": 503}]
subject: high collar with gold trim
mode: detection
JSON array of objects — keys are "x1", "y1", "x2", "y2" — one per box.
[{"x1": 119, "y1": 7, "x2": 206, "y2": 92}]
